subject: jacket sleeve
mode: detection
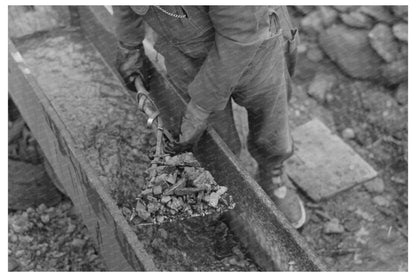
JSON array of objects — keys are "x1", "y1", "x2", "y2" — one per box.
[
  {"x1": 113, "y1": 6, "x2": 145, "y2": 47},
  {"x1": 188, "y1": 6, "x2": 271, "y2": 111}
]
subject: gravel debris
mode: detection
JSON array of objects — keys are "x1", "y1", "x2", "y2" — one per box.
[
  {"x1": 342, "y1": 128, "x2": 356, "y2": 140},
  {"x1": 323, "y1": 218, "x2": 345, "y2": 234},
  {"x1": 135, "y1": 152, "x2": 235, "y2": 225},
  {"x1": 8, "y1": 200, "x2": 107, "y2": 271}
]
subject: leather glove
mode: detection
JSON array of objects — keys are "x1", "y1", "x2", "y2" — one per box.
[
  {"x1": 115, "y1": 41, "x2": 149, "y2": 91},
  {"x1": 166, "y1": 100, "x2": 211, "y2": 154}
]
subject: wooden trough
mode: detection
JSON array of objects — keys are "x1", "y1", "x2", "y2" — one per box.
[{"x1": 8, "y1": 6, "x2": 326, "y2": 271}]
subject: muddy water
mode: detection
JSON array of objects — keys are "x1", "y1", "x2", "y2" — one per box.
[{"x1": 15, "y1": 29, "x2": 260, "y2": 271}]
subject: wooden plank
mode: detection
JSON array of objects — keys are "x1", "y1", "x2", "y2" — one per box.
[
  {"x1": 78, "y1": 6, "x2": 326, "y2": 271},
  {"x1": 8, "y1": 40, "x2": 157, "y2": 271},
  {"x1": 286, "y1": 119, "x2": 378, "y2": 201}
]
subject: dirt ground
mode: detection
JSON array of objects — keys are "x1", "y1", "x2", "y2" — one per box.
[
  {"x1": 234, "y1": 7, "x2": 407, "y2": 271},
  {"x1": 282, "y1": 10, "x2": 408, "y2": 271}
]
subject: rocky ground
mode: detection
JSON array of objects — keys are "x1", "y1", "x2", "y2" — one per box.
[
  {"x1": 287, "y1": 6, "x2": 408, "y2": 271},
  {"x1": 8, "y1": 99, "x2": 107, "y2": 271}
]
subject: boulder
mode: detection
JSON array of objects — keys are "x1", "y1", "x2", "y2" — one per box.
[
  {"x1": 392, "y1": 23, "x2": 408, "y2": 42},
  {"x1": 340, "y1": 11, "x2": 374, "y2": 29},
  {"x1": 382, "y1": 59, "x2": 408, "y2": 85},
  {"x1": 300, "y1": 10, "x2": 324, "y2": 34},
  {"x1": 318, "y1": 6, "x2": 338, "y2": 27},
  {"x1": 295, "y1": 6, "x2": 315, "y2": 15},
  {"x1": 368, "y1": 23, "x2": 400, "y2": 63},
  {"x1": 358, "y1": 6, "x2": 396, "y2": 24},
  {"x1": 319, "y1": 25, "x2": 384, "y2": 80},
  {"x1": 332, "y1": 6, "x2": 355, "y2": 13},
  {"x1": 391, "y1": 6, "x2": 408, "y2": 22}
]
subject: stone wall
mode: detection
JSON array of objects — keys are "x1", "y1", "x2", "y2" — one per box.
[{"x1": 293, "y1": 6, "x2": 408, "y2": 88}]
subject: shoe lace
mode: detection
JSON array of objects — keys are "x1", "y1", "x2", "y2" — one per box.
[{"x1": 271, "y1": 164, "x2": 285, "y2": 187}]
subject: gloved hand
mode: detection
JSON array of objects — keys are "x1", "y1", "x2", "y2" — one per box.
[
  {"x1": 115, "y1": 41, "x2": 149, "y2": 91},
  {"x1": 166, "y1": 100, "x2": 211, "y2": 154}
]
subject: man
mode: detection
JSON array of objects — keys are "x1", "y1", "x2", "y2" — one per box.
[{"x1": 114, "y1": 6, "x2": 305, "y2": 228}]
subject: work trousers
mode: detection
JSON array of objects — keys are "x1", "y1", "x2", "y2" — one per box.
[{"x1": 151, "y1": 9, "x2": 298, "y2": 167}]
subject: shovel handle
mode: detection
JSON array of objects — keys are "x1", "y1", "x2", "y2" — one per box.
[{"x1": 134, "y1": 78, "x2": 164, "y2": 158}]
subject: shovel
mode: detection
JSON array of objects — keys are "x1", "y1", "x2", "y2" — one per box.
[{"x1": 132, "y1": 78, "x2": 235, "y2": 226}]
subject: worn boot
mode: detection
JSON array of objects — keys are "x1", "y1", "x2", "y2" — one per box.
[{"x1": 257, "y1": 163, "x2": 306, "y2": 229}]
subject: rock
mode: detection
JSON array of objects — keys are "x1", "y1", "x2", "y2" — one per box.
[
  {"x1": 161, "y1": 195, "x2": 171, "y2": 204},
  {"x1": 152, "y1": 185, "x2": 162, "y2": 195},
  {"x1": 122, "y1": 207, "x2": 131, "y2": 218},
  {"x1": 140, "y1": 188, "x2": 152, "y2": 195},
  {"x1": 216, "y1": 186, "x2": 228, "y2": 196},
  {"x1": 168, "y1": 197, "x2": 182, "y2": 211},
  {"x1": 159, "y1": 228, "x2": 168, "y2": 240},
  {"x1": 372, "y1": 195, "x2": 390, "y2": 207},
  {"x1": 71, "y1": 238, "x2": 86, "y2": 248},
  {"x1": 332, "y1": 6, "x2": 355, "y2": 13},
  {"x1": 319, "y1": 25, "x2": 384, "y2": 81},
  {"x1": 37, "y1": 203, "x2": 47, "y2": 213},
  {"x1": 11, "y1": 216, "x2": 31, "y2": 234},
  {"x1": 208, "y1": 192, "x2": 221, "y2": 208},
  {"x1": 146, "y1": 202, "x2": 159, "y2": 213},
  {"x1": 323, "y1": 218, "x2": 345, "y2": 234},
  {"x1": 306, "y1": 46, "x2": 324, "y2": 62},
  {"x1": 10, "y1": 234, "x2": 18, "y2": 242},
  {"x1": 135, "y1": 201, "x2": 150, "y2": 220},
  {"x1": 307, "y1": 73, "x2": 337, "y2": 103},
  {"x1": 355, "y1": 226, "x2": 370, "y2": 244},
  {"x1": 295, "y1": 6, "x2": 315, "y2": 15},
  {"x1": 364, "y1": 177, "x2": 385, "y2": 193},
  {"x1": 300, "y1": 10, "x2": 324, "y2": 34},
  {"x1": 318, "y1": 6, "x2": 338, "y2": 27},
  {"x1": 19, "y1": 235, "x2": 34, "y2": 244},
  {"x1": 368, "y1": 23, "x2": 400, "y2": 63},
  {"x1": 66, "y1": 222, "x2": 76, "y2": 234},
  {"x1": 358, "y1": 6, "x2": 396, "y2": 24},
  {"x1": 15, "y1": 249, "x2": 25, "y2": 258},
  {"x1": 193, "y1": 171, "x2": 215, "y2": 189},
  {"x1": 342, "y1": 128, "x2": 355, "y2": 140},
  {"x1": 165, "y1": 172, "x2": 177, "y2": 184},
  {"x1": 382, "y1": 59, "x2": 408, "y2": 85},
  {"x1": 395, "y1": 82, "x2": 408, "y2": 105},
  {"x1": 392, "y1": 23, "x2": 408, "y2": 42},
  {"x1": 391, "y1": 6, "x2": 408, "y2": 22},
  {"x1": 340, "y1": 11, "x2": 374, "y2": 29},
  {"x1": 40, "y1": 214, "x2": 50, "y2": 223}
]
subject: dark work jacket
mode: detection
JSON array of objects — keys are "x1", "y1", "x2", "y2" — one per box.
[{"x1": 113, "y1": 6, "x2": 297, "y2": 111}]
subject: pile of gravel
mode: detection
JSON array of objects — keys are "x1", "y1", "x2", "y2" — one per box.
[
  {"x1": 8, "y1": 200, "x2": 106, "y2": 271},
  {"x1": 134, "y1": 152, "x2": 235, "y2": 225}
]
